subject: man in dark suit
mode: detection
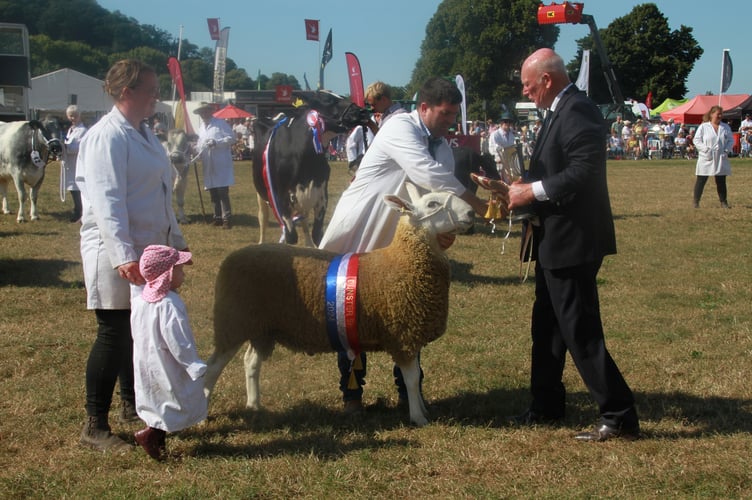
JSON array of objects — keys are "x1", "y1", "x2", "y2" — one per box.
[{"x1": 507, "y1": 48, "x2": 639, "y2": 441}]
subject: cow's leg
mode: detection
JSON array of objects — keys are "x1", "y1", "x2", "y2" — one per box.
[
  {"x1": 311, "y1": 188, "x2": 328, "y2": 247},
  {"x1": 243, "y1": 344, "x2": 262, "y2": 410},
  {"x1": 12, "y1": 176, "x2": 28, "y2": 223},
  {"x1": 203, "y1": 342, "x2": 244, "y2": 404},
  {"x1": 29, "y1": 174, "x2": 44, "y2": 221},
  {"x1": 393, "y1": 355, "x2": 429, "y2": 427},
  {"x1": 0, "y1": 181, "x2": 10, "y2": 215},
  {"x1": 256, "y1": 193, "x2": 268, "y2": 244},
  {"x1": 173, "y1": 164, "x2": 189, "y2": 224}
]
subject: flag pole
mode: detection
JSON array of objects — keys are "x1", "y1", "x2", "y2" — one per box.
[{"x1": 170, "y1": 24, "x2": 183, "y2": 113}]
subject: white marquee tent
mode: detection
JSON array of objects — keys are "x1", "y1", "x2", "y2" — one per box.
[{"x1": 29, "y1": 68, "x2": 112, "y2": 117}]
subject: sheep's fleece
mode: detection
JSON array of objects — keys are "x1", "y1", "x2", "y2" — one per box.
[{"x1": 205, "y1": 187, "x2": 475, "y2": 426}]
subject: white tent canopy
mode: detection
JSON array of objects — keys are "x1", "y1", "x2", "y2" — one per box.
[{"x1": 29, "y1": 68, "x2": 112, "y2": 116}]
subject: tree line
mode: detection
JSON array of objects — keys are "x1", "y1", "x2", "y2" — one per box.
[{"x1": 3, "y1": 0, "x2": 702, "y2": 120}]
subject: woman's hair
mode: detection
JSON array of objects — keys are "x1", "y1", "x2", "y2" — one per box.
[
  {"x1": 702, "y1": 105, "x2": 723, "y2": 123},
  {"x1": 104, "y1": 59, "x2": 156, "y2": 101},
  {"x1": 65, "y1": 104, "x2": 79, "y2": 117}
]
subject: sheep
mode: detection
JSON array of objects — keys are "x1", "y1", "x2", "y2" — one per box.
[{"x1": 203, "y1": 183, "x2": 475, "y2": 426}]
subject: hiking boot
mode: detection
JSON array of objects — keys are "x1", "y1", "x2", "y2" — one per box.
[
  {"x1": 343, "y1": 399, "x2": 364, "y2": 415},
  {"x1": 134, "y1": 426, "x2": 167, "y2": 461},
  {"x1": 80, "y1": 416, "x2": 133, "y2": 453},
  {"x1": 119, "y1": 400, "x2": 140, "y2": 424}
]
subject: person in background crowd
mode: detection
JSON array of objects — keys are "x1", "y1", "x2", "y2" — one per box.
[
  {"x1": 77, "y1": 59, "x2": 189, "y2": 453},
  {"x1": 507, "y1": 48, "x2": 640, "y2": 442},
  {"x1": 194, "y1": 102, "x2": 236, "y2": 229},
  {"x1": 345, "y1": 124, "x2": 374, "y2": 177},
  {"x1": 62, "y1": 104, "x2": 87, "y2": 222},
  {"x1": 693, "y1": 105, "x2": 733, "y2": 208},
  {"x1": 365, "y1": 81, "x2": 404, "y2": 128}
]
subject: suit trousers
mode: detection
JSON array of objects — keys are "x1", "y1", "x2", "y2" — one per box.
[{"x1": 530, "y1": 259, "x2": 637, "y2": 428}]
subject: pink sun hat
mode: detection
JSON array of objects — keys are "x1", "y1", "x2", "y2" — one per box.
[{"x1": 140, "y1": 245, "x2": 192, "y2": 303}]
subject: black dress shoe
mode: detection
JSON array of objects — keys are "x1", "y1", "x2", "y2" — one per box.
[
  {"x1": 574, "y1": 423, "x2": 640, "y2": 442},
  {"x1": 507, "y1": 409, "x2": 562, "y2": 426}
]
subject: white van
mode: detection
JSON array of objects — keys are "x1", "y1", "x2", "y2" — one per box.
[{"x1": 515, "y1": 102, "x2": 542, "y2": 123}]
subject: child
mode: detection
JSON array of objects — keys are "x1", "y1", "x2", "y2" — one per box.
[{"x1": 130, "y1": 245, "x2": 207, "y2": 461}]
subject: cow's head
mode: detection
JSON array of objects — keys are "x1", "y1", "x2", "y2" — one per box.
[
  {"x1": 294, "y1": 90, "x2": 371, "y2": 134},
  {"x1": 28, "y1": 117, "x2": 64, "y2": 160}
]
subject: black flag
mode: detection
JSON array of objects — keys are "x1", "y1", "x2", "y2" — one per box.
[{"x1": 321, "y1": 29, "x2": 333, "y2": 67}]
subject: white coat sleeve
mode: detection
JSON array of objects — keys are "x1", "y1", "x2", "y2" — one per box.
[{"x1": 160, "y1": 300, "x2": 207, "y2": 381}]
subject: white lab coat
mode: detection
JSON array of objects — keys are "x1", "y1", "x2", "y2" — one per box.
[
  {"x1": 62, "y1": 122, "x2": 87, "y2": 191},
  {"x1": 345, "y1": 126, "x2": 374, "y2": 162},
  {"x1": 77, "y1": 106, "x2": 187, "y2": 309},
  {"x1": 694, "y1": 121, "x2": 733, "y2": 176},
  {"x1": 319, "y1": 109, "x2": 466, "y2": 253},
  {"x1": 197, "y1": 117, "x2": 235, "y2": 189},
  {"x1": 131, "y1": 289, "x2": 207, "y2": 432}
]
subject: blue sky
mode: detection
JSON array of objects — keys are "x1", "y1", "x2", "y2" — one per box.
[{"x1": 97, "y1": 0, "x2": 748, "y2": 103}]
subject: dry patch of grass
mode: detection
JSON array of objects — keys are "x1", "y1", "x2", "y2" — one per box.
[{"x1": 1, "y1": 158, "x2": 752, "y2": 497}]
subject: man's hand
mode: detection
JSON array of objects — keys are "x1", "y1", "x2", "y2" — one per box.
[
  {"x1": 117, "y1": 261, "x2": 145, "y2": 285},
  {"x1": 508, "y1": 180, "x2": 535, "y2": 211}
]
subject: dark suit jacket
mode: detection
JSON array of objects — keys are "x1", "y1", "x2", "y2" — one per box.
[{"x1": 528, "y1": 85, "x2": 616, "y2": 270}]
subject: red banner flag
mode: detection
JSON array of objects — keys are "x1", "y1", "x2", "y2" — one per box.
[
  {"x1": 275, "y1": 85, "x2": 293, "y2": 103},
  {"x1": 345, "y1": 52, "x2": 364, "y2": 108},
  {"x1": 207, "y1": 18, "x2": 220, "y2": 41},
  {"x1": 305, "y1": 19, "x2": 319, "y2": 41},
  {"x1": 167, "y1": 57, "x2": 194, "y2": 135},
  {"x1": 645, "y1": 91, "x2": 653, "y2": 109}
]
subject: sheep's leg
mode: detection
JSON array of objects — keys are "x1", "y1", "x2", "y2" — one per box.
[
  {"x1": 173, "y1": 164, "x2": 189, "y2": 223},
  {"x1": 396, "y1": 357, "x2": 430, "y2": 426},
  {"x1": 243, "y1": 344, "x2": 262, "y2": 410},
  {"x1": 203, "y1": 343, "x2": 243, "y2": 402}
]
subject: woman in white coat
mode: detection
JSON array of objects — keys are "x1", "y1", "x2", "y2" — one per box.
[
  {"x1": 61, "y1": 104, "x2": 87, "y2": 221},
  {"x1": 77, "y1": 59, "x2": 188, "y2": 452},
  {"x1": 194, "y1": 103, "x2": 236, "y2": 228},
  {"x1": 693, "y1": 106, "x2": 733, "y2": 208}
]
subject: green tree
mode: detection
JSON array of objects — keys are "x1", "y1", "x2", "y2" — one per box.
[
  {"x1": 266, "y1": 73, "x2": 301, "y2": 90},
  {"x1": 410, "y1": 0, "x2": 558, "y2": 120},
  {"x1": 569, "y1": 3, "x2": 702, "y2": 104},
  {"x1": 30, "y1": 34, "x2": 109, "y2": 77},
  {"x1": 224, "y1": 68, "x2": 254, "y2": 91}
]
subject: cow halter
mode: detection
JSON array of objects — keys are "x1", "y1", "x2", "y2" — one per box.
[{"x1": 30, "y1": 124, "x2": 62, "y2": 168}]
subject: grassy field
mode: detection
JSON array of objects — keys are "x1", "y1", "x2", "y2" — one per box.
[{"x1": 1, "y1": 157, "x2": 751, "y2": 498}]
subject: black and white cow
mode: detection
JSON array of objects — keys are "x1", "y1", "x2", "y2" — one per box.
[
  {"x1": 452, "y1": 146, "x2": 500, "y2": 195},
  {"x1": 160, "y1": 128, "x2": 194, "y2": 224},
  {"x1": 252, "y1": 91, "x2": 371, "y2": 246},
  {"x1": 0, "y1": 117, "x2": 64, "y2": 222}
]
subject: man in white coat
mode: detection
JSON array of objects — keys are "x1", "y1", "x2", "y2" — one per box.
[
  {"x1": 319, "y1": 77, "x2": 499, "y2": 413},
  {"x1": 195, "y1": 103, "x2": 236, "y2": 228}
]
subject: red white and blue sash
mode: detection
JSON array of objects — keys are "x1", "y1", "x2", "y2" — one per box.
[
  {"x1": 262, "y1": 117, "x2": 288, "y2": 228},
  {"x1": 325, "y1": 253, "x2": 361, "y2": 360}
]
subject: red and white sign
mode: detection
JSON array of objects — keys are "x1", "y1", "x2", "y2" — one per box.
[
  {"x1": 275, "y1": 85, "x2": 293, "y2": 103},
  {"x1": 207, "y1": 18, "x2": 220, "y2": 41},
  {"x1": 304, "y1": 19, "x2": 319, "y2": 41}
]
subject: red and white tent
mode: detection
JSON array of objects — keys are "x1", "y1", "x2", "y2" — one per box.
[{"x1": 660, "y1": 94, "x2": 752, "y2": 124}]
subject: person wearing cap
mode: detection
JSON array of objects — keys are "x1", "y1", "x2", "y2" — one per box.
[
  {"x1": 130, "y1": 245, "x2": 206, "y2": 460},
  {"x1": 194, "y1": 102, "x2": 236, "y2": 229},
  {"x1": 77, "y1": 59, "x2": 189, "y2": 453},
  {"x1": 490, "y1": 112, "x2": 516, "y2": 173}
]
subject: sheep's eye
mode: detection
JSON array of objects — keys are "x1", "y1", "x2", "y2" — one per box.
[{"x1": 427, "y1": 201, "x2": 440, "y2": 209}]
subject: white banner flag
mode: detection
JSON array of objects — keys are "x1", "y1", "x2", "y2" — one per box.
[
  {"x1": 455, "y1": 74, "x2": 467, "y2": 135},
  {"x1": 575, "y1": 49, "x2": 590, "y2": 95},
  {"x1": 213, "y1": 27, "x2": 230, "y2": 103}
]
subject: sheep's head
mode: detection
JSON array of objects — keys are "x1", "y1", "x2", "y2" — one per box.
[{"x1": 383, "y1": 183, "x2": 475, "y2": 236}]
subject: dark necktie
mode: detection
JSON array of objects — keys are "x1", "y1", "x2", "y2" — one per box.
[
  {"x1": 538, "y1": 110, "x2": 552, "y2": 141},
  {"x1": 428, "y1": 137, "x2": 442, "y2": 159}
]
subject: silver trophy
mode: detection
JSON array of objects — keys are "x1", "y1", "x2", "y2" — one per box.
[{"x1": 498, "y1": 143, "x2": 535, "y2": 222}]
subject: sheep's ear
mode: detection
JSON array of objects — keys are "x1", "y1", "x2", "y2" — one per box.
[
  {"x1": 383, "y1": 194, "x2": 414, "y2": 214},
  {"x1": 404, "y1": 182, "x2": 421, "y2": 203}
]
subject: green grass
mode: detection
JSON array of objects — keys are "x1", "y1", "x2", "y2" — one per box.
[{"x1": 1, "y1": 157, "x2": 752, "y2": 498}]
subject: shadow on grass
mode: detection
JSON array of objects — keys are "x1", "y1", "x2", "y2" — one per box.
[
  {"x1": 0, "y1": 258, "x2": 82, "y2": 288},
  {"x1": 192, "y1": 388, "x2": 752, "y2": 457},
  {"x1": 450, "y1": 259, "x2": 528, "y2": 286}
]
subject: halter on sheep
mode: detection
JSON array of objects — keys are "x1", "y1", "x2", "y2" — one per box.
[{"x1": 204, "y1": 183, "x2": 475, "y2": 426}]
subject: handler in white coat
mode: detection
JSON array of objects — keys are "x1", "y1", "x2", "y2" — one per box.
[
  {"x1": 62, "y1": 104, "x2": 87, "y2": 222},
  {"x1": 692, "y1": 105, "x2": 733, "y2": 208},
  {"x1": 194, "y1": 103, "x2": 236, "y2": 228},
  {"x1": 77, "y1": 59, "x2": 188, "y2": 453},
  {"x1": 319, "y1": 77, "x2": 496, "y2": 412}
]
